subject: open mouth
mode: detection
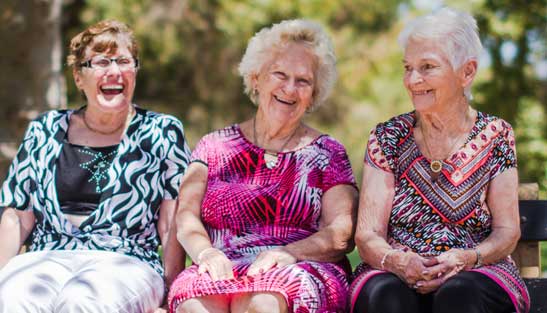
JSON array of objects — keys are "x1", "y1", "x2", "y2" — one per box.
[
  {"x1": 100, "y1": 84, "x2": 124, "y2": 96},
  {"x1": 412, "y1": 89, "x2": 433, "y2": 96},
  {"x1": 274, "y1": 95, "x2": 296, "y2": 105}
]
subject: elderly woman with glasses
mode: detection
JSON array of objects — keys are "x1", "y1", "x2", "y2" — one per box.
[
  {"x1": 0, "y1": 20, "x2": 190, "y2": 312},
  {"x1": 350, "y1": 7, "x2": 529, "y2": 313},
  {"x1": 168, "y1": 19, "x2": 358, "y2": 313}
]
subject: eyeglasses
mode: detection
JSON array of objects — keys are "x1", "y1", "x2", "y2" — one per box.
[{"x1": 80, "y1": 55, "x2": 139, "y2": 71}]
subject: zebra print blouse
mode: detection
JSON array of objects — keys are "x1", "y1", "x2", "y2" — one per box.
[{"x1": 0, "y1": 106, "x2": 191, "y2": 275}]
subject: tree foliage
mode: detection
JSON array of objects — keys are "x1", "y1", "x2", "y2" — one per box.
[{"x1": 58, "y1": 0, "x2": 545, "y2": 194}]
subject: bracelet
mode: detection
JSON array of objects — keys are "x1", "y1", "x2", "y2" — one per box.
[
  {"x1": 473, "y1": 248, "x2": 483, "y2": 268},
  {"x1": 380, "y1": 249, "x2": 398, "y2": 270},
  {"x1": 196, "y1": 247, "x2": 217, "y2": 264}
]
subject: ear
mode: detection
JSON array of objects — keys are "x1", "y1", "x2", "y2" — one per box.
[
  {"x1": 460, "y1": 59, "x2": 477, "y2": 89},
  {"x1": 73, "y1": 68, "x2": 84, "y2": 90},
  {"x1": 250, "y1": 73, "x2": 259, "y2": 90}
]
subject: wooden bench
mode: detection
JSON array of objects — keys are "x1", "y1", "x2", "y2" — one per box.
[{"x1": 512, "y1": 183, "x2": 547, "y2": 313}]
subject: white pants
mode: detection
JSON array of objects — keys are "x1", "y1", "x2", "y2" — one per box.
[{"x1": 0, "y1": 250, "x2": 164, "y2": 313}]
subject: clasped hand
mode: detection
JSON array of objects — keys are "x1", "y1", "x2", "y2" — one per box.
[{"x1": 393, "y1": 249, "x2": 469, "y2": 294}]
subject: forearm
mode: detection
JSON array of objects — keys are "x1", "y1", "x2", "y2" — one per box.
[
  {"x1": 162, "y1": 221, "x2": 185, "y2": 287},
  {"x1": 176, "y1": 211, "x2": 215, "y2": 263},
  {"x1": 284, "y1": 225, "x2": 353, "y2": 263},
  {"x1": 355, "y1": 230, "x2": 394, "y2": 269},
  {"x1": 475, "y1": 226, "x2": 520, "y2": 266},
  {"x1": 0, "y1": 209, "x2": 24, "y2": 269}
]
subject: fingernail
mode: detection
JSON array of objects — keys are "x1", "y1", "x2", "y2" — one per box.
[
  {"x1": 416, "y1": 282, "x2": 423, "y2": 287},
  {"x1": 422, "y1": 270, "x2": 429, "y2": 275}
]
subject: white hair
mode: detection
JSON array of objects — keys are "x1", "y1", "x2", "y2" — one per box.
[
  {"x1": 398, "y1": 7, "x2": 483, "y2": 100},
  {"x1": 238, "y1": 19, "x2": 337, "y2": 112}
]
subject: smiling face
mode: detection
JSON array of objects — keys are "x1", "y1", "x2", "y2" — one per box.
[
  {"x1": 253, "y1": 43, "x2": 316, "y2": 125},
  {"x1": 73, "y1": 41, "x2": 137, "y2": 114},
  {"x1": 403, "y1": 38, "x2": 466, "y2": 112}
]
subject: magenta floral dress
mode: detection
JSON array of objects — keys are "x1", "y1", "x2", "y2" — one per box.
[
  {"x1": 350, "y1": 111, "x2": 530, "y2": 313},
  {"x1": 169, "y1": 125, "x2": 356, "y2": 313}
]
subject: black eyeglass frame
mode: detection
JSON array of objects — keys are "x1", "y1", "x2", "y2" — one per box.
[{"x1": 79, "y1": 57, "x2": 140, "y2": 69}]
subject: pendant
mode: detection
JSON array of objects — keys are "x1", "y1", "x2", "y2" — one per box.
[
  {"x1": 264, "y1": 153, "x2": 278, "y2": 169},
  {"x1": 430, "y1": 160, "x2": 442, "y2": 182}
]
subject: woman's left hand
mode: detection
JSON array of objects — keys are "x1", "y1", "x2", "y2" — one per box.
[
  {"x1": 414, "y1": 249, "x2": 474, "y2": 294},
  {"x1": 247, "y1": 248, "x2": 297, "y2": 276}
]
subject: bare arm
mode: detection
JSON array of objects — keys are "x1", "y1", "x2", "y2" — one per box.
[
  {"x1": 247, "y1": 184, "x2": 358, "y2": 275},
  {"x1": 354, "y1": 164, "x2": 395, "y2": 267},
  {"x1": 176, "y1": 162, "x2": 234, "y2": 280},
  {"x1": 0, "y1": 208, "x2": 35, "y2": 269},
  {"x1": 283, "y1": 184, "x2": 358, "y2": 262},
  {"x1": 354, "y1": 164, "x2": 436, "y2": 286},
  {"x1": 477, "y1": 167, "x2": 520, "y2": 263},
  {"x1": 157, "y1": 199, "x2": 185, "y2": 288}
]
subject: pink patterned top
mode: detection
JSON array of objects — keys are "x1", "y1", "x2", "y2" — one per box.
[
  {"x1": 169, "y1": 124, "x2": 357, "y2": 313},
  {"x1": 350, "y1": 111, "x2": 529, "y2": 313}
]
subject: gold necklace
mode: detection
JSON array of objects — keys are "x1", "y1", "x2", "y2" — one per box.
[
  {"x1": 420, "y1": 119, "x2": 470, "y2": 183},
  {"x1": 253, "y1": 116, "x2": 299, "y2": 169},
  {"x1": 82, "y1": 107, "x2": 133, "y2": 135}
]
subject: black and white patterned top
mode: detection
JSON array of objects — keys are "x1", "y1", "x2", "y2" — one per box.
[{"x1": 0, "y1": 106, "x2": 191, "y2": 275}]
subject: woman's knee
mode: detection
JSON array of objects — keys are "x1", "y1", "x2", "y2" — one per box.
[
  {"x1": 353, "y1": 273, "x2": 419, "y2": 313},
  {"x1": 176, "y1": 295, "x2": 230, "y2": 313},
  {"x1": 433, "y1": 272, "x2": 482, "y2": 313},
  {"x1": 232, "y1": 292, "x2": 288, "y2": 313}
]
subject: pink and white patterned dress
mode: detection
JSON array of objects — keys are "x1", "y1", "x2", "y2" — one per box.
[
  {"x1": 169, "y1": 124, "x2": 357, "y2": 313},
  {"x1": 350, "y1": 111, "x2": 530, "y2": 313}
]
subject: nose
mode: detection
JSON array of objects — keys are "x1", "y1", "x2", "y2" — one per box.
[
  {"x1": 105, "y1": 61, "x2": 122, "y2": 76},
  {"x1": 407, "y1": 69, "x2": 423, "y2": 85},
  {"x1": 282, "y1": 79, "x2": 297, "y2": 95}
]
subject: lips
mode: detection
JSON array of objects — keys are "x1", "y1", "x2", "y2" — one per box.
[
  {"x1": 274, "y1": 95, "x2": 296, "y2": 105},
  {"x1": 412, "y1": 89, "x2": 433, "y2": 96},
  {"x1": 100, "y1": 84, "x2": 124, "y2": 95}
]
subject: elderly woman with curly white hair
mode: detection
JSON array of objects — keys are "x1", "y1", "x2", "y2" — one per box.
[
  {"x1": 168, "y1": 19, "x2": 358, "y2": 313},
  {"x1": 350, "y1": 7, "x2": 529, "y2": 313}
]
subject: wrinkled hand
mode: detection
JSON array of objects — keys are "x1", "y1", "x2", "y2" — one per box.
[
  {"x1": 414, "y1": 249, "x2": 473, "y2": 294},
  {"x1": 247, "y1": 248, "x2": 297, "y2": 276},
  {"x1": 389, "y1": 251, "x2": 438, "y2": 287},
  {"x1": 197, "y1": 248, "x2": 234, "y2": 281}
]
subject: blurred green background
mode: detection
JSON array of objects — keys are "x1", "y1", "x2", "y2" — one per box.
[{"x1": 1, "y1": 0, "x2": 545, "y2": 274}]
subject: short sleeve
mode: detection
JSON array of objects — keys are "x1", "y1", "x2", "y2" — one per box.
[
  {"x1": 0, "y1": 121, "x2": 38, "y2": 211},
  {"x1": 190, "y1": 135, "x2": 209, "y2": 166},
  {"x1": 321, "y1": 139, "x2": 357, "y2": 193},
  {"x1": 489, "y1": 121, "x2": 517, "y2": 180},
  {"x1": 364, "y1": 124, "x2": 395, "y2": 173},
  {"x1": 161, "y1": 118, "x2": 191, "y2": 199}
]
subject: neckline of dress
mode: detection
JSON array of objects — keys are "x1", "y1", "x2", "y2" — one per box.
[
  {"x1": 234, "y1": 123, "x2": 327, "y2": 155},
  {"x1": 410, "y1": 110, "x2": 482, "y2": 163}
]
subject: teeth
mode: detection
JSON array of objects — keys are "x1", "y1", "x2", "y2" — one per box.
[
  {"x1": 274, "y1": 95, "x2": 295, "y2": 104},
  {"x1": 413, "y1": 90, "x2": 430, "y2": 95},
  {"x1": 102, "y1": 85, "x2": 123, "y2": 90}
]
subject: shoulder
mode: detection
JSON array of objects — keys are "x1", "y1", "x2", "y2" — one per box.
[
  {"x1": 477, "y1": 111, "x2": 514, "y2": 134},
  {"x1": 373, "y1": 111, "x2": 414, "y2": 137},
  {"x1": 198, "y1": 124, "x2": 240, "y2": 144},
  {"x1": 137, "y1": 107, "x2": 185, "y2": 130},
  {"x1": 33, "y1": 109, "x2": 70, "y2": 125},
  {"x1": 314, "y1": 133, "x2": 348, "y2": 153}
]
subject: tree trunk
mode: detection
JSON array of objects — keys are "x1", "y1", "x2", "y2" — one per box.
[{"x1": 0, "y1": 0, "x2": 65, "y2": 177}]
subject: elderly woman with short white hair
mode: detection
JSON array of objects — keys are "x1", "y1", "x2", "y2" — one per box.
[
  {"x1": 168, "y1": 19, "x2": 358, "y2": 313},
  {"x1": 350, "y1": 7, "x2": 529, "y2": 313}
]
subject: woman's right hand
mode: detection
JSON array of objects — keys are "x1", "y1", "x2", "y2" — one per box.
[
  {"x1": 388, "y1": 251, "x2": 438, "y2": 287},
  {"x1": 197, "y1": 247, "x2": 234, "y2": 281}
]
